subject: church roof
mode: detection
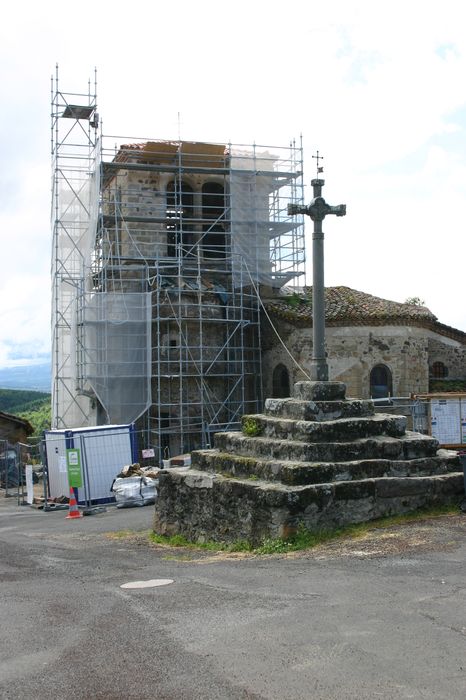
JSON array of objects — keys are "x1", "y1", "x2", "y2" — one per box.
[{"x1": 264, "y1": 286, "x2": 466, "y2": 342}]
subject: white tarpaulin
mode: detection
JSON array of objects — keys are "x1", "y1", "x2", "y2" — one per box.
[{"x1": 83, "y1": 292, "x2": 152, "y2": 425}]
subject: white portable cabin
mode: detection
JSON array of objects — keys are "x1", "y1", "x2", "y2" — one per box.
[{"x1": 44, "y1": 424, "x2": 137, "y2": 505}]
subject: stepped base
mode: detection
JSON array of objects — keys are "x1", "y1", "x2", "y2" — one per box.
[
  {"x1": 192, "y1": 449, "x2": 460, "y2": 485},
  {"x1": 265, "y1": 397, "x2": 374, "y2": 422},
  {"x1": 153, "y1": 381, "x2": 465, "y2": 545},
  {"x1": 154, "y1": 469, "x2": 464, "y2": 545}
]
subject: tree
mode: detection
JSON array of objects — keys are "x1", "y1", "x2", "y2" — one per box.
[
  {"x1": 19, "y1": 403, "x2": 51, "y2": 438},
  {"x1": 405, "y1": 296, "x2": 425, "y2": 307}
]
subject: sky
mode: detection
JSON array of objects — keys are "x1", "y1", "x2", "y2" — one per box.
[{"x1": 1, "y1": 0, "x2": 466, "y2": 369}]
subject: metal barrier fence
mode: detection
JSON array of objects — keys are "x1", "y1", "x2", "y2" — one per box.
[
  {"x1": 372, "y1": 396, "x2": 430, "y2": 434},
  {"x1": 375, "y1": 395, "x2": 466, "y2": 448},
  {"x1": 0, "y1": 438, "x2": 44, "y2": 504}
]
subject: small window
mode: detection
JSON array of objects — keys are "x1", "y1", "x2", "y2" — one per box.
[
  {"x1": 272, "y1": 364, "x2": 290, "y2": 398},
  {"x1": 431, "y1": 361, "x2": 448, "y2": 379},
  {"x1": 370, "y1": 364, "x2": 393, "y2": 399}
]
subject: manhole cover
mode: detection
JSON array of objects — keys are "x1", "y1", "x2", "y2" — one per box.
[{"x1": 120, "y1": 578, "x2": 174, "y2": 589}]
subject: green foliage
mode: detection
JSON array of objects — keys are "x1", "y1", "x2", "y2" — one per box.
[
  {"x1": 429, "y1": 380, "x2": 466, "y2": 393},
  {"x1": 282, "y1": 293, "x2": 306, "y2": 309},
  {"x1": 0, "y1": 389, "x2": 51, "y2": 415},
  {"x1": 149, "y1": 531, "x2": 253, "y2": 552},
  {"x1": 405, "y1": 296, "x2": 425, "y2": 306},
  {"x1": 18, "y1": 403, "x2": 51, "y2": 438},
  {"x1": 149, "y1": 504, "x2": 460, "y2": 555},
  {"x1": 242, "y1": 417, "x2": 262, "y2": 437},
  {"x1": 255, "y1": 525, "x2": 341, "y2": 554},
  {"x1": 255, "y1": 505, "x2": 460, "y2": 553}
]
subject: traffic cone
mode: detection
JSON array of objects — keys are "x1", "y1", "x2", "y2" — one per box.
[{"x1": 66, "y1": 487, "x2": 83, "y2": 519}]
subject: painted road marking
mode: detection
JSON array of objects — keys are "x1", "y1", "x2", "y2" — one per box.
[{"x1": 120, "y1": 578, "x2": 174, "y2": 589}]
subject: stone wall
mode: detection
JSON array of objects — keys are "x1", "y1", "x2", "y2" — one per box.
[
  {"x1": 154, "y1": 467, "x2": 463, "y2": 545},
  {"x1": 328, "y1": 326, "x2": 429, "y2": 398},
  {"x1": 261, "y1": 318, "x2": 431, "y2": 399},
  {"x1": 428, "y1": 333, "x2": 466, "y2": 379}
]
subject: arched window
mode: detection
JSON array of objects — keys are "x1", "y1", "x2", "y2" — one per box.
[
  {"x1": 272, "y1": 364, "x2": 290, "y2": 398},
  {"x1": 166, "y1": 180, "x2": 194, "y2": 256},
  {"x1": 370, "y1": 364, "x2": 393, "y2": 399},
  {"x1": 431, "y1": 361, "x2": 448, "y2": 379},
  {"x1": 202, "y1": 182, "x2": 226, "y2": 258}
]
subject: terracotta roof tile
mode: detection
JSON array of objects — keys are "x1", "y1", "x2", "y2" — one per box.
[{"x1": 264, "y1": 286, "x2": 466, "y2": 343}]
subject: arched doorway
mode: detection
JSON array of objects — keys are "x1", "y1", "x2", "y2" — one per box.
[
  {"x1": 370, "y1": 364, "x2": 393, "y2": 399},
  {"x1": 272, "y1": 364, "x2": 290, "y2": 398}
]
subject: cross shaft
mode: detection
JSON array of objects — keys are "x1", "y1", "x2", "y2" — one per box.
[{"x1": 287, "y1": 176, "x2": 346, "y2": 381}]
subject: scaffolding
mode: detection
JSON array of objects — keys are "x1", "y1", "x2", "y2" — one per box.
[
  {"x1": 51, "y1": 66, "x2": 99, "y2": 429},
  {"x1": 51, "y1": 71, "x2": 306, "y2": 461}
]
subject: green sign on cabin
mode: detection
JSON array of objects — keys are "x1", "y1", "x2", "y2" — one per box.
[{"x1": 66, "y1": 448, "x2": 83, "y2": 488}]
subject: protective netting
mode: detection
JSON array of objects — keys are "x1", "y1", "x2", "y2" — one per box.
[
  {"x1": 52, "y1": 150, "x2": 97, "y2": 428},
  {"x1": 229, "y1": 148, "x2": 304, "y2": 288},
  {"x1": 230, "y1": 149, "x2": 272, "y2": 287},
  {"x1": 82, "y1": 292, "x2": 152, "y2": 425}
]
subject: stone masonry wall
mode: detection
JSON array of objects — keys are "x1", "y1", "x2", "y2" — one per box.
[
  {"x1": 261, "y1": 320, "x2": 430, "y2": 399},
  {"x1": 428, "y1": 333, "x2": 466, "y2": 379}
]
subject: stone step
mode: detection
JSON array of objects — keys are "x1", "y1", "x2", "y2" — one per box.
[
  {"x1": 213, "y1": 431, "x2": 439, "y2": 463},
  {"x1": 154, "y1": 468, "x2": 464, "y2": 543},
  {"x1": 242, "y1": 413, "x2": 406, "y2": 443},
  {"x1": 264, "y1": 397, "x2": 374, "y2": 422},
  {"x1": 294, "y1": 381, "x2": 346, "y2": 401},
  {"x1": 191, "y1": 449, "x2": 461, "y2": 486}
]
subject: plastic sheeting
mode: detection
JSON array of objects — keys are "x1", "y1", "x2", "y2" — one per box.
[
  {"x1": 111, "y1": 476, "x2": 157, "y2": 508},
  {"x1": 52, "y1": 144, "x2": 100, "y2": 429},
  {"x1": 230, "y1": 149, "x2": 275, "y2": 287},
  {"x1": 83, "y1": 292, "x2": 152, "y2": 425},
  {"x1": 229, "y1": 148, "x2": 304, "y2": 289}
]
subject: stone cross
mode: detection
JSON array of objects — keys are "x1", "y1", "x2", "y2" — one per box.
[{"x1": 288, "y1": 166, "x2": 346, "y2": 381}]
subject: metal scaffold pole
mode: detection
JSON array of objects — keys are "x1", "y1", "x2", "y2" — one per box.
[{"x1": 51, "y1": 65, "x2": 99, "y2": 430}]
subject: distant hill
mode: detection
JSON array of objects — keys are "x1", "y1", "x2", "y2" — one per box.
[
  {"x1": 0, "y1": 363, "x2": 51, "y2": 392},
  {"x1": 0, "y1": 389, "x2": 51, "y2": 415}
]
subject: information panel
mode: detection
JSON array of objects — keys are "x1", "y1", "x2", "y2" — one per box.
[
  {"x1": 66, "y1": 448, "x2": 83, "y2": 488},
  {"x1": 430, "y1": 398, "x2": 462, "y2": 445}
]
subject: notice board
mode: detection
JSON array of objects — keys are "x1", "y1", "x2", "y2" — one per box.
[{"x1": 416, "y1": 394, "x2": 466, "y2": 448}]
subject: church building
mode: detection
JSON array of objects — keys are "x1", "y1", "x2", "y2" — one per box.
[{"x1": 261, "y1": 285, "x2": 466, "y2": 400}]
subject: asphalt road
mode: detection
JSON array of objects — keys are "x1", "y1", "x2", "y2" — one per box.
[{"x1": 0, "y1": 495, "x2": 465, "y2": 699}]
